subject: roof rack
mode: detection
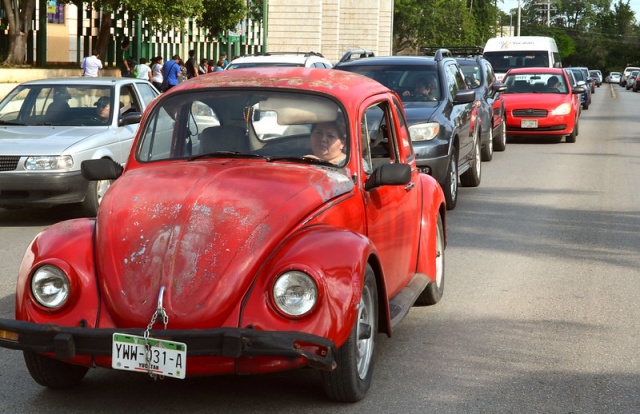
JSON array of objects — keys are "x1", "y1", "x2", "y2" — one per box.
[
  {"x1": 262, "y1": 51, "x2": 326, "y2": 58},
  {"x1": 339, "y1": 49, "x2": 376, "y2": 63},
  {"x1": 421, "y1": 46, "x2": 483, "y2": 58}
]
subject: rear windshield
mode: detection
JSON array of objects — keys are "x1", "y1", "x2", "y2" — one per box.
[{"x1": 483, "y1": 51, "x2": 549, "y2": 73}]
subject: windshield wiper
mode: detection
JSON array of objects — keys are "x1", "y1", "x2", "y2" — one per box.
[
  {"x1": 187, "y1": 151, "x2": 266, "y2": 161},
  {"x1": 266, "y1": 156, "x2": 335, "y2": 167},
  {"x1": 0, "y1": 120, "x2": 25, "y2": 126}
]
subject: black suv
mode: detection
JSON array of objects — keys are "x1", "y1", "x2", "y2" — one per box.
[
  {"x1": 335, "y1": 49, "x2": 480, "y2": 210},
  {"x1": 448, "y1": 47, "x2": 507, "y2": 162}
]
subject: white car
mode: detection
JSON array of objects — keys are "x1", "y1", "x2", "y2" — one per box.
[
  {"x1": 226, "y1": 52, "x2": 333, "y2": 69},
  {"x1": 0, "y1": 77, "x2": 159, "y2": 215},
  {"x1": 607, "y1": 71, "x2": 621, "y2": 84}
]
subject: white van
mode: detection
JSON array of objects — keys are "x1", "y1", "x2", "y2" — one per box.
[{"x1": 483, "y1": 36, "x2": 561, "y2": 81}]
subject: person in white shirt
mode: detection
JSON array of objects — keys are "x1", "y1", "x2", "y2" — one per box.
[
  {"x1": 81, "y1": 50, "x2": 103, "y2": 77},
  {"x1": 134, "y1": 57, "x2": 152, "y2": 81},
  {"x1": 150, "y1": 56, "x2": 164, "y2": 90}
]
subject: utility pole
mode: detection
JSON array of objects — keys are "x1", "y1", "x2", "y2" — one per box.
[
  {"x1": 535, "y1": 1, "x2": 554, "y2": 27},
  {"x1": 517, "y1": 0, "x2": 521, "y2": 36}
]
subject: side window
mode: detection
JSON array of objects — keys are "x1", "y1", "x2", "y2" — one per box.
[
  {"x1": 361, "y1": 101, "x2": 398, "y2": 173},
  {"x1": 485, "y1": 62, "x2": 496, "y2": 85},
  {"x1": 452, "y1": 64, "x2": 467, "y2": 91},
  {"x1": 136, "y1": 83, "x2": 158, "y2": 106},
  {"x1": 393, "y1": 97, "x2": 414, "y2": 163},
  {"x1": 118, "y1": 85, "x2": 142, "y2": 115},
  {"x1": 444, "y1": 64, "x2": 458, "y2": 100}
]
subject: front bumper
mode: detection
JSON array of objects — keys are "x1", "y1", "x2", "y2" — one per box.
[
  {"x1": 0, "y1": 171, "x2": 88, "y2": 207},
  {"x1": 0, "y1": 319, "x2": 337, "y2": 371}
]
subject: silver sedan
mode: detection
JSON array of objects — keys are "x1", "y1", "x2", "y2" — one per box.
[{"x1": 0, "y1": 77, "x2": 158, "y2": 215}]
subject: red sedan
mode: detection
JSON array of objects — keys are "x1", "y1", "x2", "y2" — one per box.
[
  {"x1": 502, "y1": 67, "x2": 585, "y2": 143},
  {"x1": 0, "y1": 68, "x2": 446, "y2": 402}
]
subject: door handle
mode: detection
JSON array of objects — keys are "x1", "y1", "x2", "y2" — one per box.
[{"x1": 404, "y1": 182, "x2": 415, "y2": 192}]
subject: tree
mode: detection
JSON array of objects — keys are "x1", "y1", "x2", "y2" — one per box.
[
  {"x1": 2, "y1": 0, "x2": 248, "y2": 66},
  {"x1": 394, "y1": 0, "x2": 477, "y2": 55},
  {"x1": 1, "y1": 0, "x2": 36, "y2": 65}
]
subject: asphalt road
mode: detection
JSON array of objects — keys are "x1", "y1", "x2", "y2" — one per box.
[{"x1": 1, "y1": 83, "x2": 639, "y2": 413}]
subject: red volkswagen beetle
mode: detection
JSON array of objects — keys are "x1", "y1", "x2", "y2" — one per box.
[
  {"x1": 502, "y1": 67, "x2": 585, "y2": 143},
  {"x1": 0, "y1": 68, "x2": 446, "y2": 402}
]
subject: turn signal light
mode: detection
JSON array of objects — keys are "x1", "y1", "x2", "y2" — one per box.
[{"x1": 0, "y1": 329, "x2": 19, "y2": 342}]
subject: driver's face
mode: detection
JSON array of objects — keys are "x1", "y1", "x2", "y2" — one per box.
[{"x1": 97, "y1": 103, "x2": 110, "y2": 119}]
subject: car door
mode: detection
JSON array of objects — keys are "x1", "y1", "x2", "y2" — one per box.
[
  {"x1": 361, "y1": 96, "x2": 421, "y2": 297},
  {"x1": 445, "y1": 62, "x2": 473, "y2": 162},
  {"x1": 114, "y1": 84, "x2": 146, "y2": 163}
]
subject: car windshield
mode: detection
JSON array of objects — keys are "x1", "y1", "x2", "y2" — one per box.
[
  {"x1": 0, "y1": 84, "x2": 113, "y2": 126},
  {"x1": 483, "y1": 51, "x2": 549, "y2": 73},
  {"x1": 137, "y1": 90, "x2": 349, "y2": 168},
  {"x1": 503, "y1": 73, "x2": 568, "y2": 94},
  {"x1": 338, "y1": 65, "x2": 442, "y2": 102}
]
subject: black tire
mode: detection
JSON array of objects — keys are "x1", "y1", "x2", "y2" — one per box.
[
  {"x1": 415, "y1": 214, "x2": 445, "y2": 306},
  {"x1": 582, "y1": 102, "x2": 589, "y2": 110},
  {"x1": 80, "y1": 178, "x2": 112, "y2": 216},
  {"x1": 442, "y1": 147, "x2": 458, "y2": 211},
  {"x1": 566, "y1": 120, "x2": 577, "y2": 143},
  {"x1": 322, "y1": 265, "x2": 378, "y2": 402},
  {"x1": 493, "y1": 115, "x2": 507, "y2": 152},
  {"x1": 480, "y1": 124, "x2": 493, "y2": 162},
  {"x1": 460, "y1": 131, "x2": 481, "y2": 187},
  {"x1": 23, "y1": 351, "x2": 88, "y2": 388}
]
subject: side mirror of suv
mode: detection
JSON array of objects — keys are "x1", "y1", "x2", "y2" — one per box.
[{"x1": 453, "y1": 89, "x2": 475, "y2": 105}]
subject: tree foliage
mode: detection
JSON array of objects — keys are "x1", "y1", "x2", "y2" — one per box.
[{"x1": 2, "y1": 0, "x2": 247, "y2": 65}]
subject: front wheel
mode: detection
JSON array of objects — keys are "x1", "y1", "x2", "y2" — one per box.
[
  {"x1": 415, "y1": 214, "x2": 445, "y2": 306},
  {"x1": 493, "y1": 115, "x2": 507, "y2": 152},
  {"x1": 480, "y1": 125, "x2": 493, "y2": 162},
  {"x1": 442, "y1": 147, "x2": 458, "y2": 210},
  {"x1": 322, "y1": 265, "x2": 378, "y2": 402},
  {"x1": 460, "y1": 132, "x2": 481, "y2": 187},
  {"x1": 80, "y1": 178, "x2": 113, "y2": 216},
  {"x1": 23, "y1": 351, "x2": 88, "y2": 388},
  {"x1": 566, "y1": 120, "x2": 578, "y2": 143}
]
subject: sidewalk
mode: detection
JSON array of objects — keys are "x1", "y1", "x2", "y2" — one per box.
[{"x1": 0, "y1": 68, "x2": 121, "y2": 99}]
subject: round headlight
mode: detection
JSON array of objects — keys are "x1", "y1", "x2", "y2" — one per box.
[
  {"x1": 272, "y1": 271, "x2": 318, "y2": 317},
  {"x1": 31, "y1": 265, "x2": 70, "y2": 309}
]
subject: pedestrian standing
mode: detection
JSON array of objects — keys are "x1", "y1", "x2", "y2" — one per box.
[
  {"x1": 150, "y1": 56, "x2": 164, "y2": 90},
  {"x1": 81, "y1": 49, "x2": 103, "y2": 77},
  {"x1": 214, "y1": 59, "x2": 225, "y2": 72},
  {"x1": 186, "y1": 50, "x2": 198, "y2": 79},
  {"x1": 161, "y1": 54, "x2": 182, "y2": 91},
  {"x1": 120, "y1": 39, "x2": 133, "y2": 77},
  {"x1": 198, "y1": 58, "x2": 208, "y2": 75},
  {"x1": 134, "y1": 57, "x2": 152, "y2": 81},
  {"x1": 220, "y1": 52, "x2": 228, "y2": 68}
]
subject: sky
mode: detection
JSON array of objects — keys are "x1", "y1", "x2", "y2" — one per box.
[{"x1": 500, "y1": 0, "x2": 640, "y2": 17}]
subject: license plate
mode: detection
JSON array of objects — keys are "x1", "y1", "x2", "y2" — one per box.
[
  {"x1": 112, "y1": 333, "x2": 187, "y2": 379},
  {"x1": 521, "y1": 119, "x2": 538, "y2": 128}
]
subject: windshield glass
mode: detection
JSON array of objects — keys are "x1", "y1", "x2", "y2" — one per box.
[
  {"x1": 483, "y1": 51, "x2": 549, "y2": 73},
  {"x1": 137, "y1": 90, "x2": 348, "y2": 167},
  {"x1": 338, "y1": 65, "x2": 442, "y2": 102},
  {"x1": 0, "y1": 85, "x2": 113, "y2": 126},
  {"x1": 502, "y1": 72, "x2": 569, "y2": 94}
]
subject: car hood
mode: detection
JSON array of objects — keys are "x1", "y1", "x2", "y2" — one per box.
[
  {"x1": 502, "y1": 93, "x2": 573, "y2": 109},
  {"x1": 96, "y1": 160, "x2": 354, "y2": 329},
  {"x1": 0, "y1": 125, "x2": 108, "y2": 155},
  {"x1": 402, "y1": 102, "x2": 440, "y2": 126}
]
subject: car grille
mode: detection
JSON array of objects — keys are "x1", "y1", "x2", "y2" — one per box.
[
  {"x1": 512, "y1": 109, "x2": 548, "y2": 117},
  {"x1": 0, "y1": 156, "x2": 20, "y2": 171}
]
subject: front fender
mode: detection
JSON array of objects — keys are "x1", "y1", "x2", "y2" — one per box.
[
  {"x1": 416, "y1": 174, "x2": 446, "y2": 281},
  {"x1": 240, "y1": 225, "x2": 377, "y2": 349},
  {"x1": 15, "y1": 219, "x2": 100, "y2": 328}
]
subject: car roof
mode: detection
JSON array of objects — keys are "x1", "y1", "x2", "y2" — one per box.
[
  {"x1": 20, "y1": 77, "x2": 148, "y2": 86},
  {"x1": 163, "y1": 67, "x2": 392, "y2": 101},
  {"x1": 228, "y1": 53, "x2": 330, "y2": 66},
  {"x1": 506, "y1": 67, "x2": 565, "y2": 75},
  {"x1": 336, "y1": 55, "x2": 439, "y2": 67}
]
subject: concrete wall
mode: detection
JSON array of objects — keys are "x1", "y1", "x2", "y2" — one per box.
[{"x1": 267, "y1": 0, "x2": 393, "y2": 62}]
